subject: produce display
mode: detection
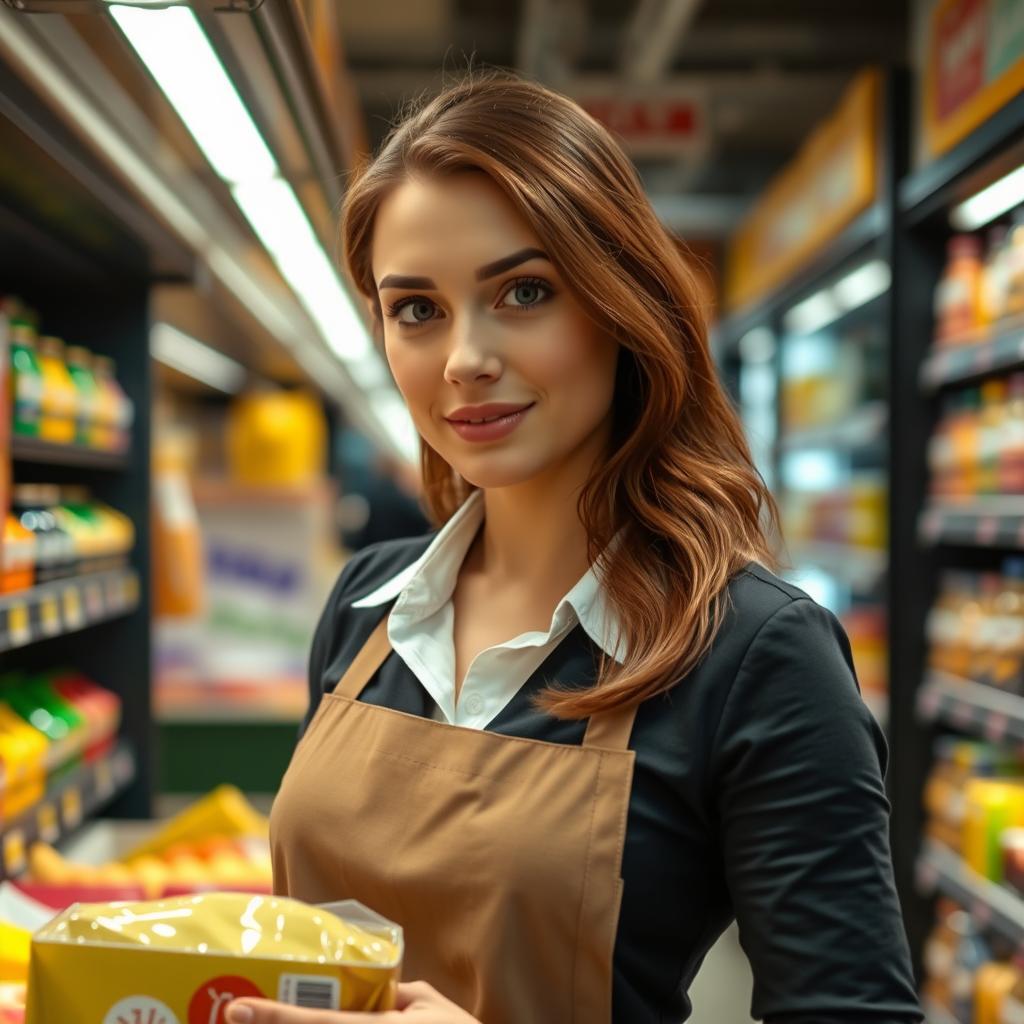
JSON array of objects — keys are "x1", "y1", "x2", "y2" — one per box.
[{"x1": 3, "y1": 296, "x2": 133, "y2": 453}]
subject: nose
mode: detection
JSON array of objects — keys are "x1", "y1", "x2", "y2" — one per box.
[{"x1": 443, "y1": 311, "x2": 502, "y2": 385}]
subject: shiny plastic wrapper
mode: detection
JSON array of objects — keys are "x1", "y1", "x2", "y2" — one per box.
[{"x1": 25, "y1": 893, "x2": 402, "y2": 1022}]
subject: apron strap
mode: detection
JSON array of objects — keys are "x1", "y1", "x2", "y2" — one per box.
[
  {"x1": 336, "y1": 612, "x2": 393, "y2": 699},
  {"x1": 581, "y1": 700, "x2": 640, "y2": 751}
]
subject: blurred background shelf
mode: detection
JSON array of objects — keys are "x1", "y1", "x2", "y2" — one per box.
[
  {"x1": 917, "y1": 671, "x2": 1024, "y2": 745},
  {"x1": 0, "y1": 568, "x2": 139, "y2": 653},
  {"x1": 919, "y1": 499, "x2": 1024, "y2": 549},
  {"x1": 10, "y1": 436, "x2": 130, "y2": 472},
  {"x1": 0, "y1": 741, "x2": 135, "y2": 880},
  {"x1": 777, "y1": 401, "x2": 887, "y2": 453},
  {"x1": 920, "y1": 321, "x2": 1024, "y2": 393}
]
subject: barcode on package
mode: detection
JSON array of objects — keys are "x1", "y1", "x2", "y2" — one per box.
[{"x1": 278, "y1": 974, "x2": 341, "y2": 1010}]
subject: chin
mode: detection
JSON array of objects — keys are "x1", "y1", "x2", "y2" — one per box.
[{"x1": 445, "y1": 450, "x2": 551, "y2": 491}]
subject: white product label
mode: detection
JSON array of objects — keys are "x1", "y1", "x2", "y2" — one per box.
[
  {"x1": 950, "y1": 966, "x2": 972, "y2": 1001},
  {"x1": 155, "y1": 475, "x2": 198, "y2": 529},
  {"x1": 103, "y1": 995, "x2": 180, "y2": 1024},
  {"x1": 278, "y1": 974, "x2": 341, "y2": 1011}
]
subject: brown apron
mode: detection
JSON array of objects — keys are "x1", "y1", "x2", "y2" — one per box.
[{"x1": 270, "y1": 612, "x2": 638, "y2": 1024}]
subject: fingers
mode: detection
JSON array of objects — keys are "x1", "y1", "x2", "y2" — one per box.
[
  {"x1": 225, "y1": 998, "x2": 395, "y2": 1024},
  {"x1": 394, "y1": 979, "x2": 438, "y2": 1008}
]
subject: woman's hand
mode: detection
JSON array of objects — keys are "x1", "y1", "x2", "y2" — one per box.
[{"x1": 225, "y1": 980, "x2": 482, "y2": 1024}]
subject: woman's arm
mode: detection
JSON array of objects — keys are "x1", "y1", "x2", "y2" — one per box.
[{"x1": 711, "y1": 598, "x2": 923, "y2": 1024}]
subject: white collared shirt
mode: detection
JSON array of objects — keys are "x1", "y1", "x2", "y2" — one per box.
[{"x1": 351, "y1": 489, "x2": 626, "y2": 728}]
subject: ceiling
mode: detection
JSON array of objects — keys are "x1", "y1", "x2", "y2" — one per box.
[{"x1": 334, "y1": 0, "x2": 908, "y2": 240}]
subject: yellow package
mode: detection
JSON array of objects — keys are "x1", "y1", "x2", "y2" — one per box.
[{"x1": 26, "y1": 893, "x2": 402, "y2": 1022}]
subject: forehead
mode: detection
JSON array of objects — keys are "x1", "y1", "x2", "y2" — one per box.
[{"x1": 371, "y1": 172, "x2": 541, "y2": 280}]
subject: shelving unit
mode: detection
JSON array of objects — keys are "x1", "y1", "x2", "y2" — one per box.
[
  {"x1": 919, "y1": 322, "x2": 1024, "y2": 392},
  {"x1": 918, "y1": 499, "x2": 1024, "y2": 549},
  {"x1": 917, "y1": 671, "x2": 1024, "y2": 746},
  {"x1": 10, "y1": 436, "x2": 131, "y2": 472}
]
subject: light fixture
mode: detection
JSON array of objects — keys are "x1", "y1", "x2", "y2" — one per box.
[
  {"x1": 782, "y1": 259, "x2": 891, "y2": 336},
  {"x1": 370, "y1": 390, "x2": 421, "y2": 461},
  {"x1": 230, "y1": 178, "x2": 373, "y2": 365},
  {"x1": 951, "y1": 164, "x2": 1024, "y2": 231},
  {"x1": 109, "y1": 6, "x2": 276, "y2": 185},
  {"x1": 150, "y1": 322, "x2": 247, "y2": 393}
]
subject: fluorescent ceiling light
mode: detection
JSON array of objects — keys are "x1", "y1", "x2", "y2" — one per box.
[
  {"x1": 109, "y1": 5, "x2": 276, "y2": 185},
  {"x1": 150, "y1": 322, "x2": 247, "y2": 393},
  {"x1": 231, "y1": 177, "x2": 373, "y2": 366},
  {"x1": 833, "y1": 259, "x2": 891, "y2": 309},
  {"x1": 784, "y1": 291, "x2": 841, "y2": 336},
  {"x1": 370, "y1": 390, "x2": 421, "y2": 463},
  {"x1": 951, "y1": 164, "x2": 1024, "y2": 231},
  {"x1": 782, "y1": 259, "x2": 891, "y2": 337}
]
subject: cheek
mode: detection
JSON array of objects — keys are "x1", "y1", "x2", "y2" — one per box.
[{"x1": 532, "y1": 319, "x2": 618, "y2": 411}]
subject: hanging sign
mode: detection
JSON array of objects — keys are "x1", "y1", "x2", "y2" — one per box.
[
  {"x1": 923, "y1": 0, "x2": 1024, "y2": 158},
  {"x1": 725, "y1": 69, "x2": 880, "y2": 313}
]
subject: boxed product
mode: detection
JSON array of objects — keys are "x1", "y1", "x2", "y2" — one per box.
[{"x1": 25, "y1": 893, "x2": 403, "y2": 1022}]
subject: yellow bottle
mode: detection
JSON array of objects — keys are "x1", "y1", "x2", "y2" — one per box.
[{"x1": 36, "y1": 336, "x2": 77, "y2": 445}]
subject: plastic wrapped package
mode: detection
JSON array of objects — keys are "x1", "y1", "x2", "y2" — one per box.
[{"x1": 25, "y1": 893, "x2": 402, "y2": 1021}]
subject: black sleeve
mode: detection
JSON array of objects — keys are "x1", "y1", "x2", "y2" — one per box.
[
  {"x1": 300, "y1": 554, "x2": 362, "y2": 739},
  {"x1": 711, "y1": 598, "x2": 922, "y2": 1024}
]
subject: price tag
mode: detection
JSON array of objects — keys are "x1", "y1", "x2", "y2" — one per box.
[
  {"x1": 84, "y1": 582, "x2": 103, "y2": 619},
  {"x1": 3, "y1": 829, "x2": 26, "y2": 876},
  {"x1": 39, "y1": 594, "x2": 60, "y2": 636},
  {"x1": 95, "y1": 759, "x2": 115, "y2": 801},
  {"x1": 7, "y1": 604, "x2": 30, "y2": 647},
  {"x1": 977, "y1": 517, "x2": 999, "y2": 546},
  {"x1": 61, "y1": 787, "x2": 82, "y2": 829},
  {"x1": 62, "y1": 587, "x2": 83, "y2": 629},
  {"x1": 985, "y1": 712, "x2": 1010, "y2": 744},
  {"x1": 919, "y1": 686, "x2": 943, "y2": 720},
  {"x1": 950, "y1": 699, "x2": 975, "y2": 731},
  {"x1": 36, "y1": 803, "x2": 59, "y2": 844}
]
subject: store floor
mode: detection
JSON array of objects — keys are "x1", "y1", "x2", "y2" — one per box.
[{"x1": 689, "y1": 927, "x2": 757, "y2": 1023}]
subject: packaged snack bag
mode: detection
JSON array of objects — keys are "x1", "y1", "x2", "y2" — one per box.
[{"x1": 25, "y1": 893, "x2": 402, "y2": 1022}]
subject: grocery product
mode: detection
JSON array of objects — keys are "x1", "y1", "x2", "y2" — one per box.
[
  {"x1": 7, "y1": 324, "x2": 41, "y2": 439},
  {"x1": 10, "y1": 486, "x2": 74, "y2": 584},
  {"x1": 0, "y1": 515, "x2": 33, "y2": 594},
  {"x1": 976, "y1": 960, "x2": 1018, "y2": 1024},
  {"x1": 35, "y1": 337, "x2": 76, "y2": 445},
  {"x1": 0, "y1": 704, "x2": 46, "y2": 822},
  {"x1": 949, "y1": 907, "x2": 991, "y2": 1021},
  {"x1": 1005, "y1": 210, "x2": 1024, "y2": 320},
  {"x1": 25, "y1": 894, "x2": 403, "y2": 1021},
  {"x1": 980, "y1": 225, "x2": 1011, "y2": 327},
  {"x1": 91, "y1": 355, "x2": 132, "y2": 453},
  {"x1": 0, "y1": 672, "x2": 88, "y2": 775},
  {"x1": 63, "y1": 346, "x2": 97, "y2": 448},
  {"x1": 963, "y1": 779, "x2": 1024, "y2": 882},
  {"x1": 935, "y1": 234, "x2": 985, "y2": 344}
]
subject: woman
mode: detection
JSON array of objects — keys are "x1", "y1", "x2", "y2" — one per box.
[{"x1": 228, "y1": 73, "x2": 922, "y2": 1024}]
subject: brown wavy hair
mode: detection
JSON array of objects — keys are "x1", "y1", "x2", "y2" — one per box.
[{"x1": 341, "y1": 70, "x2": 779, "y2": 718}]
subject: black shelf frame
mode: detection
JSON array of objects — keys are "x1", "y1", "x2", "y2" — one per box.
[{"x1": 0, "y1": 53, "x2": 185, "y2": 820}]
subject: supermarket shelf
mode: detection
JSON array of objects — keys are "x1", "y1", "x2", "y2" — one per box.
[
  {"x1": 778, "y1": 402, "x2": 887, "y2": 454},
  {"x1": 923, "y1": 997, "x2": 963, "y2": 1024},
  {"x1": 0, "y1": 740, "x2": 135, "y2": 880},
  {"x1": 917, "y1": 670, "x2": 1024, "y2": 745},
  {"x1": 919, "y1": 322, "x2": 1024, "y2": 393},
  {"x1": 915, "y1": 838, "x2": 1024, "y2": 948},
  {"x1": 919, "y1": 498, "x2": 1024, "y2": 549},
  {"x1": 0, "y1": 568, "x2": 140, "y2": 653},
  {"x1": 10, "y1": 436, "x2": 131, "y2": 471},
  {"x1": 785, "y1": 541, "x2": 887, "y2": 591}
]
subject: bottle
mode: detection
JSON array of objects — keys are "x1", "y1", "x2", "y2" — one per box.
[
  {"x1": 8, "y1": 322, "x2": 43, "y2": 437},
  {"x1": 979, "y1": 378, "x2": 1009, "y2": 496},
  {"x1": 990, "y1": 559, "x2": 1024, "y2": 694},
  {"x1": 948, "y1": 908, "x2": 990, "y2": 1021},
  {"x1": 65, "y1": 346, "x2": 98, "y2": 448},
  {"x1": 11, "y1": 485, "x2": 75, "y2": 584},
  {"x1": 1, "y1": 513, "x2": 35, "y2": 593},
  {"x1": 981, "y1": 224, "x2": 1011, "y2": 328},
  {"x1": 92, "y1": 355, "x2": 133, "y2": 453},
  {"x1": 1001, "y1": 374, "x2": 1024, "y2": 494},
  {"x1": 1005, "y1": 211, "x2": 1024, "y2": 320},
  {"x1": 36, "y1": 336, "x2": 77, "y2": 445},
  {"x1": 977, "y1": 960, "x2": 1018, "y2": 1024},
  {"x1": 1001, "y1": 953, "x2": 1024, "y2": 1023},
  {"x1": 935, "y1": 234, "x2": 985, "y2": 345}
]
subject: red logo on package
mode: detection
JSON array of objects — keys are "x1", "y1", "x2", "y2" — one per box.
[{"x1": 188, "y1": 977, "x2": 264, "y2": 1024}]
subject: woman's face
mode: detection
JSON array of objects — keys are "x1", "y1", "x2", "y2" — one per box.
[{"x1": 369, "y1": 171, "x2": 620, "y2": 491}]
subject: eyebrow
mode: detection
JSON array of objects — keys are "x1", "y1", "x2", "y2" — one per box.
[{"x1": 376, "y1": 247, "x2": 549, "y2": 291}]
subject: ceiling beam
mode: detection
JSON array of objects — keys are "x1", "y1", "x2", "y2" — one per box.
[{"x1": 620, "y1": 0, "x2": 703, "y2": 83}]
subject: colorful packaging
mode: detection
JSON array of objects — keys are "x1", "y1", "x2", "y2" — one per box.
[
  {"x1": 35, "y1": 337, "x2": 76, "y2": 445},
  {"x1": 25, "y1": 894, "x2": 403, "y2": 1022}
]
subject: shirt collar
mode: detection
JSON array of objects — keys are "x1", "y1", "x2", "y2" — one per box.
[{"x1": 350, "y1": 489, "x2": 627, "y2": 663}]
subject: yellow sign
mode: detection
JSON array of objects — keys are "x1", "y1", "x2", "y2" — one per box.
[
  {"x1": 924, "y1": 0, "x2": 1024, "y2": 159},
  {"x1": 725, "y1": 69, "x2": 880, "y2": 313}
]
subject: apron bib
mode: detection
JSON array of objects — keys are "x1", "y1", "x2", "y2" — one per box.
[{"x1": 270, "y1": 612, "x2": 637, "y2": 1023}]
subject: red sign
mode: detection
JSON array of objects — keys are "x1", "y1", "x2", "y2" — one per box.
[
  {"x1": 579, "y1": 98, "x2": 699, "y2": 140},
  {"x1": 935, "y1": 0, "x2": 989, "y2": 119}
]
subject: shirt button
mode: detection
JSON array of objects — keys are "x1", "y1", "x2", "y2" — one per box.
[{"x1": 465, "y1": 694, "x2": 484, "y2": 716}]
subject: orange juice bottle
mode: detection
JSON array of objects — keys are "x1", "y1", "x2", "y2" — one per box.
[
  {"x1": 979, "y1": 378, "x2": 1009, "y2": 496},
  {"x1": 36, "y1": 336, "x2": 77, "y2": 445},
  {"x1": 935, "y1": 234, "x2": 984, "y2": 345},
  {"x1": 92, "y1": 356, "x2": 133, "y2": 453}
]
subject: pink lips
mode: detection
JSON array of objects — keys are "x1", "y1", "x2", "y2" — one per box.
[{"x1": 446, "y1": 403, "x2": 535, "y2": 443}]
